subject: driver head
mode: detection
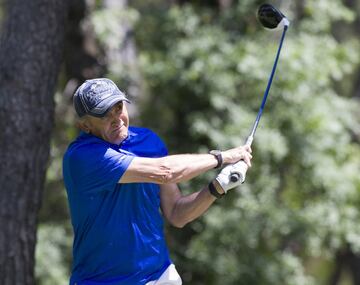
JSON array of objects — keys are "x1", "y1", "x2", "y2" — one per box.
[{"x1": 257, "y1": 4, "x2": 289, "y2": 29}]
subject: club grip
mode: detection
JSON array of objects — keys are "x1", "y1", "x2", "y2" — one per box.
[{"x1": 229, "y1": 160, "x2": 248, "y2": 183}]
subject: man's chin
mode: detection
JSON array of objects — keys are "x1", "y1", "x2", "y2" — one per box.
[{"x1": 113, "y1": 130, "x2": 128, "y2": 145}]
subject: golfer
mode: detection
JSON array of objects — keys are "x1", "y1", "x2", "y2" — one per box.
[{"x1": 63, "y1": 78, "x2": 253, "y2": 285}]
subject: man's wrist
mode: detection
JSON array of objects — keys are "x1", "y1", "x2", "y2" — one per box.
[
  {"x1": 208, "y1": 181, "x2": 225, "y2": 199},
  {"x1": 212, "y1": 179, "x2": 225, "y2": 194},
  {"x1": 209, "y1": 150, "x2": 223, "y2": 169}
]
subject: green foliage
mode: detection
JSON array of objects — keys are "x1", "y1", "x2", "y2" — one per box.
[
  {"x1": 39, "y1": 0, "x2": 360, "y2": 284},
  {"x1": 91, "y1": 6, "x2": 140, "y2": 82},
  {"x1": 35, "y1": 224, "x2": 72, "y2": 285},
  {"x1": 300, "y1": 0, "x2": 355, "y2": 33},
  {"x1": 92, "y1": 8, "x2": 139, "y2": 48},
  {"x1": 126, "y1": 1, "x2": 360, "y2": 284}
]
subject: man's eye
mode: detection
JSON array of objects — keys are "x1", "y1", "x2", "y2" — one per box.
[{"x1": 102, "y1": 113, "x2": 111, "y2": 120}]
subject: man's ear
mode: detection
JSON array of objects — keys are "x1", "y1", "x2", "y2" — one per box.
[{"x1": 76, "y1": 117, "x2": 91, "y2": 133}]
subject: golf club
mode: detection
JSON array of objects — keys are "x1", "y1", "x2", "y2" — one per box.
[{"x1": 228, "y1": 3, "x2": 290, "y2": 183}]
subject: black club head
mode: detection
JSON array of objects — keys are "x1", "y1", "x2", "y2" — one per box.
[{"x1": 257, "y1": 4, "x2": 287, "y2": 29}]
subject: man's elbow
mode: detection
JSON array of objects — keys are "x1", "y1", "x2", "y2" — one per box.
[
  {"x1": 154, "y1": 165, "x2": 183, "y2": 184},
  {"x1": 167, "y1": 214, "x2": 191, "y2": 228}
]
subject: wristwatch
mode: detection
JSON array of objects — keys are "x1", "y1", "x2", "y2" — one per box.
[{"x1": 209, "y1": 150, "x2": 223, "y2": 169}]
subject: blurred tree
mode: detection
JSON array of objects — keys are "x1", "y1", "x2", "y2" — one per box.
[
  {"x1": 34, "y1": 0, "x2": 360, "y2": 284},
  {"x1": 35, "y1": 1, "x2": 103, "y2": 284},
  {"x1": 63, "y1": 0, "x2": 105, "y2": 96},
  {"x1": 102, "y1": 0, "x2": 142, "y2": 121},
  {"x1": 128, "y1": 0, "x2": 360, "y2": 284},
  {"x1": 0, "y1": 1, "x2": 68, "y2": 284},
  {"x1": 36, "y1": 0, "x2": 144, "y2": 283},
  {"x1": 344, "y1": 0, "x2": 360, "y2": 99}
]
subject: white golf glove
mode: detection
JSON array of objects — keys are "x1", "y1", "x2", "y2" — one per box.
[{"x1": 214, "y1": 160, "x2": 248, "y2": 194}]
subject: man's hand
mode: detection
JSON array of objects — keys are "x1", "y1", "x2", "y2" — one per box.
[
  {"x1": 212, "y1": 147, "x2": 253, "y2": 194},
  {"x1": 221, "y1": 145, "x2": 252, "y2": 166}
]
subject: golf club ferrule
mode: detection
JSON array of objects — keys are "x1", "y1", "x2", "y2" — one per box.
[{"x1": 280, "y1": 18, "x2": 290, "y2": 28}]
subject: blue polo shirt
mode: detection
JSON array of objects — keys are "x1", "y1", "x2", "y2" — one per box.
[{"x1": 63, "y1": 126, "x2": 171, "y2": 285}]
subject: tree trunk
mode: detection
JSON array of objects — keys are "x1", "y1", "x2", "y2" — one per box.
[
  {"x1": 328, "y1": 246, "x2": 360, "y2": 285},
  {"x1": 0, "y1": 1, "x2": 68, "y2": 284},
  {"x1": 328, "y1": 249, "x2": 346, "y2": 285},
  {"x1": 63, "y1": 0, "x2": 105, "y2": 101},
  {"x1": 347, "y1": 0, "x2": 360, "y2": 99},
  {"x1": 103, "y1": 0, "x2": 142, "y2": 123}
]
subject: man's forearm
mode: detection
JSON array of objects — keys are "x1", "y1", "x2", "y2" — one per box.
[
  {"x1": 121, "y1": 145, "x2": 252, "y2": 184},
  {"x1": 121, "y1": 153, "x2": 219, "y2": 184},
  {"x1": 169, "y1": 185, "x2": 217, "y2": 228},
  {"x1": 155, "y1": 145, "x2": 252, "y2": 184},
  {"x1": 156, "y1": 154, "x2": 219, "y2": 184}
]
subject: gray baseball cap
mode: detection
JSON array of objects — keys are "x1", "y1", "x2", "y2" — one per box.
[{"x1": 73, "y1": 78, "x2": 130, "y2": 118}]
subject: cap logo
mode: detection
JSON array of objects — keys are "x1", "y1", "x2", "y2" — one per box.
[{"x1": 73, "y1": 78, "x2": 129, "y2": 117}]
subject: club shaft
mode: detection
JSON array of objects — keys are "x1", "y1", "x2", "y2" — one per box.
[
  {"x1": 248, "y1": 25, "x2": 288, "y2": 141},
  {"x1": 229, "y1": 25, "x2": 289, "y2": 183}
]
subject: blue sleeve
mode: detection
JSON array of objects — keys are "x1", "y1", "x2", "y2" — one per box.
[
  {"x1": 143, "y1": 127, "x2": 168, "y2": 157},
  {"x1": 67, "y1": 145, "x2": 134, "y2": 195},
  {"x1": 152, "y1": 132, "x2": 168, "y2": 157}
]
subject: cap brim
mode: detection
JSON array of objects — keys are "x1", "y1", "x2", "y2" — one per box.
[{"x1": 89, "y1": 96, "x2": 131, "y2": 118}]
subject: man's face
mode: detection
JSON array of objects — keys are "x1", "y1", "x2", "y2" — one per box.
[{"x1": 82, "y1": 101, "x2": 129, "y2": 145}]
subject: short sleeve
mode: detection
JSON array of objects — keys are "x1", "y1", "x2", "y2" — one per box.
[{"x1": 66, "y1": 145, "x2": 134, "y2": 195}]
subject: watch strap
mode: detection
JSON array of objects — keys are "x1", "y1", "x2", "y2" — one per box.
[
  {"x1": 209, "y1": 150, "x2": 223, "y2": 169},
  {"x1": 208, "y1": 181, "x2": 224, "y2": 199}
]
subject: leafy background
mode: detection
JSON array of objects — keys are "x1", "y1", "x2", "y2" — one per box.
[{"x1": 35, "y1": 0, "x2": 360, "y2": 284}]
